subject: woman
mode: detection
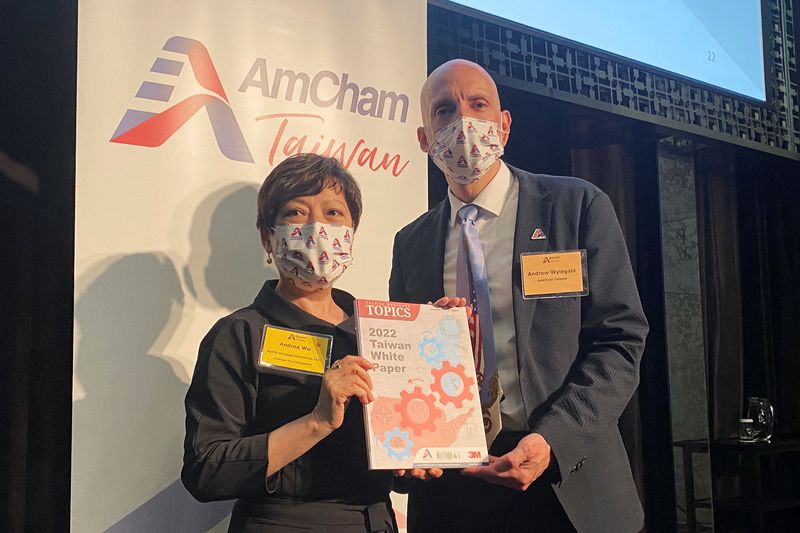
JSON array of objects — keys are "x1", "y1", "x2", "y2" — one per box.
[{"x1": 182, "y1": 153, "x2": 395, "y2": 532}]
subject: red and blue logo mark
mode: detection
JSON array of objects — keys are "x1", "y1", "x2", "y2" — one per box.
[{"x1": 110, "y1": 36, "x2": 253, "y2": 163}]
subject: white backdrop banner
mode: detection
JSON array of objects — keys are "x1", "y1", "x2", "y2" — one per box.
[{"x1": 73, "y1": 1, "x2": 426, "y2": 531}]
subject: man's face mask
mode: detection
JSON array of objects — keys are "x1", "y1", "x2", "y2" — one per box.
[
  {"x1": 270, "y1": 221, "x2": 354, "y2": 291},
  {"x1": 427, "y1": 117, "x2": 505, "y2": 184}
]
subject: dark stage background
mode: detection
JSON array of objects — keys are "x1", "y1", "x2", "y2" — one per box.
[
  {"x1": 3, "y1": 1, "x2": 800, "y2": 531},
  {"x1": 1, "y1": 1, "x2": 77, "y2": 532}
]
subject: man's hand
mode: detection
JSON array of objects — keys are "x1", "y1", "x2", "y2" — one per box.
[{"x1": 461, "y1": 433, "x2": 552, "y2": 491}]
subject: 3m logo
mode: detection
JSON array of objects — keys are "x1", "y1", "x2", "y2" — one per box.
[
  {"x1": 111, "y1": 36, "x2": 254, "y2": 163},
  {"x1": 468, "y1": 450, "x2": 482, "y2": 459}
]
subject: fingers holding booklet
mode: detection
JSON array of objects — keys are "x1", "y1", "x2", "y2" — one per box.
[
  {"x1": 430, "y1": 295, "x2": 466, "y2": 309},
  {"x1": 392, "y1": 467, "x2": 444, "y2": 480},
  {"x1": 311, "y1": 355, "x2": 377, "y2": 433}
]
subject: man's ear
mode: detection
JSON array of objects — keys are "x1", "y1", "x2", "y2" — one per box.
[
  {"x1": 417, "y1": 126, "x2": 429, "y2": 152},
  {"x1": 500, "y1": 110, "x2": 512, "y2": 146}
]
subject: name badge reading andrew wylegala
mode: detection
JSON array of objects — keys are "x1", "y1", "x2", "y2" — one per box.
[
  {"x1": 258, "y1": 325, "x2": 333, "y2": 376},
  {"x1": 520, "y1": 250, "x2": 588, "y2": 299}
]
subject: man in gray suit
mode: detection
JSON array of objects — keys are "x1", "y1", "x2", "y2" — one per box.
[{"x1": 389, "y1": 59, "x2": 648, "y2": 532}]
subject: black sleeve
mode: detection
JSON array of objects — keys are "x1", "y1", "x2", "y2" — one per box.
[{"x1": 182, "y1": 317, "x2": 270, "y2": 502}]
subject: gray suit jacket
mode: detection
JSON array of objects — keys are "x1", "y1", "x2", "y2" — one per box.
[{"x1": 389, "y1": 165, "x2": 648, "y2": 532}]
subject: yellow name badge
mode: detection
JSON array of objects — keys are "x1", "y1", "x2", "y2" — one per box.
[
  {"x1": 259, "y1": 326, "x2": 333, "y2": 376},
  {"x1": 520, "y1": 250, "x2": 589, "y2": 299}
]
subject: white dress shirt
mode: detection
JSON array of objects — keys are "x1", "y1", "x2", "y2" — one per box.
[{"x1": 443, "y1": 162, "x2": 528, "y2": 431}]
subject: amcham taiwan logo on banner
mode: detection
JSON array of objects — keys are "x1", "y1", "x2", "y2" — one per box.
[
  {"x1": 110, "y1": 36, "x2": 254, "y2": 163},
  {"x1": 110, "y1": 36, "x2": 411, "y2": 177}
]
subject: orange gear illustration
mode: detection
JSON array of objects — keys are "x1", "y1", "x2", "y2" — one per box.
[
  {"x1": 395, "y1": 387, "x2": 440, "y2": 435},
  {"x1": 431, "y1": 361, "x2": 474, "y2": 408}
]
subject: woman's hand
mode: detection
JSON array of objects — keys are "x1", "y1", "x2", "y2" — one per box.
[
  {"x1": 432, "y1": 296, "x2": 465, "y2": 308},
  {"x1": 311, "y1": 355, "x2": 375, "y2": 434},
  {"x1": 266, "y1": 356, "x2": 375, "y2": 476},
  {"x1": 393, "y1": 468, "x2": 444, "y2": 480}
]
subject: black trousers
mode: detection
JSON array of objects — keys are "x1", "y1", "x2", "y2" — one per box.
[{"x1": 407, "y1": 432, "x2": 576, "y2": 533}]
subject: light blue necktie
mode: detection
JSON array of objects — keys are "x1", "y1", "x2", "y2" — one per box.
[{"x1": 456, "y1": 204, "x2": 498, "y2": 407}]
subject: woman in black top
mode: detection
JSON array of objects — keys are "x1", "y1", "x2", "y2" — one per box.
[{"x1": 182, "y1": 154, "x2": 395, "y2": 532}]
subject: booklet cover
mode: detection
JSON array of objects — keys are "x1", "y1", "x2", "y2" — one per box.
[{"x1": 355, "y1": 299, "x2": 488, "y2": 469}]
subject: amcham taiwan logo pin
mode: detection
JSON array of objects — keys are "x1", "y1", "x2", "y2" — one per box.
[
  {"x1": 530, "y1": 228, "x2": 547, "y2": 240},
  {"x1": 110, "y1": 36, "x2": 254, "y2": 163}
]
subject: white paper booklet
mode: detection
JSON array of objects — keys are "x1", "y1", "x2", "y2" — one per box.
[{"x1": 355, "y1": 299, "x2": 488, "y2": 469}]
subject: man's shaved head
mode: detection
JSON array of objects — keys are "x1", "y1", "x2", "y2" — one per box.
[
  {"x1": 420, "y1": 60, "x2": 500, "y2": 121},
  {"x1": 416, "y1": 59, "x2": 510, "y2": 153}
]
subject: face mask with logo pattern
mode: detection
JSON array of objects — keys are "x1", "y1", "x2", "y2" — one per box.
[
  {"x1": 427, "y1": 117, "x2": 505, "y2": 184},
  {"x1": 270, "y1": 221, "x2": 353, "y2": 291}
]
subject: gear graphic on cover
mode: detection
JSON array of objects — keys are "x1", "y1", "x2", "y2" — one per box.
[
  {"x1": 395, "y1": 387, "x2": 441, "y2": 435},
  {"x1": 431, "y1": 361, "x2": 474, "y2": 408},
  {"x1": 418, "y1": 333, "x2": 445, "y2": 366},
  {"x1": 382, "y1": 427, "x2": 413, "y2": 461}
]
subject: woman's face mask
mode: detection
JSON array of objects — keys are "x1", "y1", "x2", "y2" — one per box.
[
  {"x1": 270, "y1": 221, "x2": 354, "y2": 291},
  {"x1": 427, "y1": 117, "x2": 505, "y2": 184}
]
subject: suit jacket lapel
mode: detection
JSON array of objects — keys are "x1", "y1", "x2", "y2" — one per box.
[
  {"x1": 414, "y1": 199, "x2": 449, "y2": 302},
  {"x1": 510, "y1": 165, "x2": 552, "y2": 352}
]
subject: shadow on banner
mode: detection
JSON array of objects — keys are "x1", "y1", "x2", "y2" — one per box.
[{"x1": 73, "y1": 253, "x2": 232, "y2": 531}]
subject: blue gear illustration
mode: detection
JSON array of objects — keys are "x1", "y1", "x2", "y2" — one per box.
[
  {"x1": 418, "y1": 333, "x2": 445, "y2": 367},
  {"x1": 382, "y1": 427, "x2": 413, "y2": 461}
]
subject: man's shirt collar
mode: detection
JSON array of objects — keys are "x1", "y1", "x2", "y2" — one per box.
[{"x1": 448, "y1": 161, "x2": 512, "y2": 226}]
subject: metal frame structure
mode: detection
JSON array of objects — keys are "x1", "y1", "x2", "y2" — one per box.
[{"x1": 429, "y1": 0, "x2": 799, "y2": 159}]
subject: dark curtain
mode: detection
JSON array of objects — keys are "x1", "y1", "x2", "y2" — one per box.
[
  {"x1": 695, "y1": 145, "x2": 743, "y2": 441},
  {"x1": 1, "y1": 1, "x2": 77, "y2": 531},
  {"x1": 766, "y1": 173, "x2": 800, "y2": 437},
  {"x1": 697, "y1": 144, "x2": 800, "y2": 441},
  {"x1": 1, "y1": 180, "x2": 37, "y2": 531},
  {"x1": 694, "y1": 144, "x2": 745, "y2": 528},
  {"x1": 753, "y1": 154, "x2": 800, "y2": 437},
  {"x1": 696, "y1": 142, "x2": 800, "y2": 531}
]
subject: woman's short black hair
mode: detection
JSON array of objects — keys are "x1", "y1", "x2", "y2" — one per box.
[{"x1": 256, "y1": 153, "x2": 363, "y2": 231}]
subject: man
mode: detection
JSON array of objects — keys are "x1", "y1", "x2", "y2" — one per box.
[{"x1": 389, "y1": 59, "x2": 648, "y2": 532}]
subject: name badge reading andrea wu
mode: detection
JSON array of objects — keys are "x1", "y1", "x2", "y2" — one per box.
[
  {"x1": 520, "y1": 250, "x2": 588, "y2": 299},
  {"x1": 259, "y1": 325, "x2": 333, "y2": 376}
]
